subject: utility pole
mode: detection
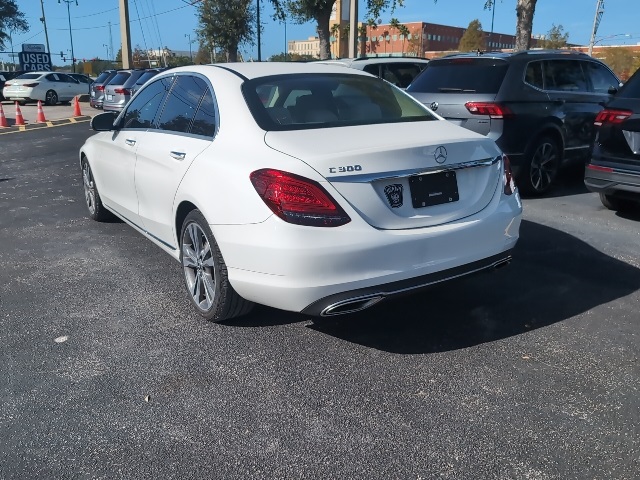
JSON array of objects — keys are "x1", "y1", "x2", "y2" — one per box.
[
  {"x1": 119, "y1": 0, "x2": 133, "y2": 68},
  {"x1": 588, "y1": 0, "x2": 605, "y2": 56},
  {"x1": 108, "y1": 21, "x2": 114, "y2": 61},
  {"x1": 348, "y1": 0, "x2": 358, "y2": 57},
  {"x1": 59, "y1": 0, "x2": 77, "y2": 72},
  {"x1": 257, "y1": 0, "x2": 261, "y2": 61},
  {"x1": 40, "y1": 0, "x2": 51, "y2": 55}
]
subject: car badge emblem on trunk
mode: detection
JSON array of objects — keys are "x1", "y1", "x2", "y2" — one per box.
[
  {"x1": 434, "y1": 146, "x2": 448, "y2": 164},
  {"x1": 384, "y1": 184, "x2": 404, "y2": 208},
  {"x1": 430, "y1": 101, "x2": 439, "y2": 111}
]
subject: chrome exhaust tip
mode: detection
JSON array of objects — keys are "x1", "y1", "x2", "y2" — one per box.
[{"x1": 321, "y1": 295, "x2": 385, "y2": 316}]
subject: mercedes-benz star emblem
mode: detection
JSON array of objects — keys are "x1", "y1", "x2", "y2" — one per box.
[
  {"x1": 434, "y1": 146, "x2": 448, "y2": 164},
  {"x1": 430, "y1": 101, "x2": 439, "y2": 111}
]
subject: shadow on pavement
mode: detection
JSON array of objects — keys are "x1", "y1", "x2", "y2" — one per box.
[{"x1": 302, "y1": 219, "x2": 640, "y2": 353}]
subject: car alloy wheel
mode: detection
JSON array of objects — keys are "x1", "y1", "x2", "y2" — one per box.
[
  {"x1": 81, "y1": 159, "x2": 110, "y2": 221},
  {"x1": 523, "y1": 136, "x2": 559, "y2": 196},
  {"x1": 180, "y1": 210, "x2": 253, "y2": 321},
  {"x1": 45, "y1": 90, "x2": 58, "y2": 106}
]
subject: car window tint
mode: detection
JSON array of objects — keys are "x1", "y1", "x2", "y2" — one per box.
[
  {"x1": 585, "y1": 61, "x2": 618, "y2": 94},
  {"x1": 122, "y1": 76, "x2": 172, "y2": 129},
  {"x1": 58, "y1": 74, "x2": 75, "y2": 83},
  {"x1": 363, "y1": 64, "x2": 380, "y2": 77},
  {"x1": 46, "y1": 74, "x2": 58, "y2": 82},
  {"x1": 244, "y1": 73, "x2": 435, "y2": 131},
  {"x1": 135, "y1": 71, "x2": 158, "y2": 85},
  {"x1": 94, "y1": 71, "x2": 112, "y2": 83},
  {"x1": 191, "y1": 87, "x2": 216, "y2": 137},
  {"x1": 524, "y1": 61, "x2": 544, "y2": 89},
  {"x1": 157, "y1": 75, "x2": 206, "y2": 134},
  {"x1": 407, "y1": 58, "x2": 509, "y2": 94},
  {"x1": 544, "y1": 60, "x2": 588, "y2": 92},
  {"x1": 109, "y1": 72, "x2": 131, "y2": 85}
]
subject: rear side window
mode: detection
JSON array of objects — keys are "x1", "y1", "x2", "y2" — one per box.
[
  {"x1": 584, "y1": 61, "x2": 619, "y2": 94},
  {"x1": 135, "y1": 71, "x2": 158, "y2": 85},
  {"x1": 524, "y1": 61, "x2": 544, "y2": 89},
  {"x1": 407, "y1": 58, "x2": 509, "y2": 94},
  {"x1": 157, "y1": 75, "x2": 208, "y2": 134},
  {"x1": 191, "y1": 88, "x2": 216, "y2": 137},
  {"x1": 122, "y1": 76, "x2": 173, "y2": 129},
  {"x1": 543, "y1": 60, "x2": 588, "y2": 92}
]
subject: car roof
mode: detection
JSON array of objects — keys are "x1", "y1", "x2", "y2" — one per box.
[
  {"x1": 164, "y1": 62, "x2": 375, "y2": 80},
  {"x1": 434, "y1": 49, "x2": 592, "y2": 62},
  {"x1": 316, "y1": 57, "x2": 430, "y2": 67}
]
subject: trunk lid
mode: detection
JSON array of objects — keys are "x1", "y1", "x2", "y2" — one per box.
[{"x1": 264, "y1": 120, "x2": 502, "y2": 229}]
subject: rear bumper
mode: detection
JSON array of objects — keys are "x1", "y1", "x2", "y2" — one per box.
[
  {"x1": 584, "y1": 164, "x2": 640, "y2": 196},
  {"x1": 213, "y1": 191, "x2": 522, "y2": 315}
]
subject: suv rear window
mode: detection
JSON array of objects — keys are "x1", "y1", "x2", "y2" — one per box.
[
  {"x1": 109, "y1": 72, "x2": 131, "y2": 85},
  {"x1": 408, "y1": 58, "x2": 509, "y2": 94},
  {"x1": 94, "y1": 71, "x2": 113, "y2": 83}
]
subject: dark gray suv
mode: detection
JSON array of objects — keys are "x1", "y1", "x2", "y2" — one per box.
[{"x1": 407, "y1": 50, "x2": 621, "y2": 195}]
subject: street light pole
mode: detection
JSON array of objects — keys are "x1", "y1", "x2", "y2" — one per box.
[
  {"x1": 588, "y1": 0, "x2": 605, "y2": 56},
  {"x1": 40, "y1": 0, "x2": 51, "y2": 56},
  {"x1": 59, "y1": 0, "x2": 77, "y2": 72},
  {"x1": 185, "y1": 33, "x2": 193, "y2": 62}
]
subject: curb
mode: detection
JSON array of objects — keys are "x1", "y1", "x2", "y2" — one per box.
[{"x1": 0, "y1": 115, "x2": 92, "y2": 135}]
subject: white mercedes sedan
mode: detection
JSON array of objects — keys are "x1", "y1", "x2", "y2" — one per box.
[
  {"x1": 3, "y1": 71, "x2": 88, "y2": 105},
  {"x1": 79, "y1": 63, "x2": 522, "y2": 321}
]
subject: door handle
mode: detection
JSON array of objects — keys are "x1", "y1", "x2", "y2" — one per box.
[
  {"x1": 125, "y1": 139, "x2": 136, "y2": 146},
  {"x1": 170, "y1": 151, "x2": 186, "y2": 161}
]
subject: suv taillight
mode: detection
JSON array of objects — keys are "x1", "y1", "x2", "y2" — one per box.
[
  {"x1": 465, "y1": 102, "x2": 513, "y2": 119},
  {"x1": 250, "y1": 169, "x2": 351, "y2": 227},
  {"x1": 95, "y1": 85, "x2": 105, "y2": 91},
  {"x1": 503, "y1": 154, "x2": 516, "y2": 195},
  {"x1": 594, "y1": 109, "x2": 632, "y2": 126},
  {"x1": 114, "y1": 88, "x2": 130, "y2": 95}
]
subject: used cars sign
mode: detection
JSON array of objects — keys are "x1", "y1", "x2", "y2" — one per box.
[{"x1": 19, "y1": 44, "x2": 52, "y2": 71}]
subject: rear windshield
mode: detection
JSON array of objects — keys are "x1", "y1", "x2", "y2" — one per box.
[
  {"x1": 617, "y1": 69, "x2": 640, "y2": 99},
  {"x1": 94, "y1": 71, "x2": 113, "y2": 83},
  {"x1": 408, "y1": 58, "x2": 509, "y2": 94},
  {"x1": 108, "y1": 72, "x2": 131, "y2": 85},
  {"x1": 16, "y1": 73, "x2": 42, "y2": 80},
  {"x1": 243, "y1": 73, "x2": 436, "y2": 131},
  {"x1": 135, "y1": 71, "x2": 158, "y2": 85}
]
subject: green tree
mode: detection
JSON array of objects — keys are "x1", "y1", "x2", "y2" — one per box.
[
  {"x1": 271, "y1": 1, "x2": 405, "y2": 60},
  {"x1": 268, "y1": 52, "x2": 316, "y2": 61},
  {"x1": 330, "y1": 22, "x2": 341, "y2": 58},
  {"x1": 390, "y1": 17, "x2": 410, "y2": 54},
  {"x1": 458, "y1": 19, "x2": 485, "y2": 52},
  {"x1": 435, "y1": 0, "x2": 538, "y2": 51},
  {"x1": 541, "y1": 24, "x2": 569, "y2": 49},
  {"x1": 599, "y1": 47, "x2": 637, "y2": 81},
  {"x1": 0, "y1": 0, "x2": 28, "y2": 50},
  {"x1": 198, "y1": 0, "x2": 255, "y2": 63}
]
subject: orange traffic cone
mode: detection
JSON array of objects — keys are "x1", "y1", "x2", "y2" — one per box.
[
  {"x1": 73, "y1": 96, "x2": 82, "y2": 117},
  {"x1": 0, "y1": 103, "x2": 8, "y2": 128},
  {"x1": 36, "y1": 100, "x2": 47, "y2": 123},
  {"x1": 14, "y1": 102, "x2": 25, "y2": 126}
]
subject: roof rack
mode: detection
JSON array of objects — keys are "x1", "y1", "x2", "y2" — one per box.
[{"x1": 351, "y1": 55, "x2": 430, "y2": 61}]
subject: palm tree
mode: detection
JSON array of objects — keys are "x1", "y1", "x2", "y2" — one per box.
[{"x1": 330, "y1": 23, "x2": 340, "y2": 58}]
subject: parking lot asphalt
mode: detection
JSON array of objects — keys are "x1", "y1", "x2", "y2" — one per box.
[
  {"x1": 0, "y1": 99, "x2": 94, "y2": 133},
  {"x1": 1, "y1": 124, "x2": 639, "y2": 479}
]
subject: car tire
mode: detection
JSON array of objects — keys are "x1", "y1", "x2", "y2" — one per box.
[
  {"x1": 82, "y1": 159, "x2": 112, "y2": 221},
  {"x1": 599, "y1": 193, "x2": 630, "y2": 211},
  {"x1": 180, "y1": 210, "x2": 254, "y2": 322},
  {"x1": 519, "y1": 135, "x2": 560, "y2": 196},
  {"x1": 45, "y1": 90, "x2": 58, "y2": 106}
]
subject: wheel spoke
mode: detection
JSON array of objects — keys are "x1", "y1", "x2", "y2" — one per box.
[
  {"x1": 202, "y1": 272, "x2": 215, "y2": 307},
  {"x1": 192, "y1": 271, "x2": 202, "y2": 302},
  {"x1": 182, "y1": 244, "x2": 198, "y2": 268},
  {"x1": 188, "y1": 224, "x2": 200, "y2": 254}
]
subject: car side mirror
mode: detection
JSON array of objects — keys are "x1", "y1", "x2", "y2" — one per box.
[{"x1": 91, "y1": 111, "x2": 118, "y2": 131}]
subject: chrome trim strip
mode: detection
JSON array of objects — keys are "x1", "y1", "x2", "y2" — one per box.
[
  {"x1": 326, "y1": 156, "x2": 500, "y2": 183},
  {"x1": 320, "y1": 255, "x2": 512, "y2": 316}
]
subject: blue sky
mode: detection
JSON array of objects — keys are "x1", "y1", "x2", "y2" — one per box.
[{"x1": 4, "y1": 0, "x2": 639, "y2": 67}]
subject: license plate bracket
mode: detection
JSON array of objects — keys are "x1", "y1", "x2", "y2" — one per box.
[{"x1": 409, "y1": 171, "x2": 459, "y2": 208}]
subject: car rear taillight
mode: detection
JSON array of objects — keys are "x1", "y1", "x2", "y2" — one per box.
[
  {"x1": 503, "y1": 154, "x2": 516, "y2": 195},
  {"x1": 465, "y1": 102, "x2": 513, "y2": 119},
  {"x1": 594, "y1": 109, "x2": 632, "y2": 126},
  {"x1": 95, "y1": 85, "x2": 105, "y2": 91},
  {"x1": 114, "y1": 88, "x2": 130, "y2": 95},
  {"x1": 250, "y1": 169, "x2": 351, "y2": 227},
  {"x1": 23, "y1": 83, "x2": 39, "y2": 87}
]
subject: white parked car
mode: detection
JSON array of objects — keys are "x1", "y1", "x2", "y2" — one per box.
[
  {"x1": 2, "y1": 71, "x2": 87, "y2": 105},
  {"x1": 79, "y1": 63, "x2": 522, "y2": 321}
]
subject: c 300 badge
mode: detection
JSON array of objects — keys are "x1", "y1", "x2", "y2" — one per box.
[{"x1": 384, "y1": 184, "x2": 404, "y2": 208}]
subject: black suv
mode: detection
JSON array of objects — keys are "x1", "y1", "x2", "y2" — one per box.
[
  {"x1": 407, "y1": 50, "x2": 621, "y2": 195},
  {"x1": 585, "y1": 66, "x2": 640, "y2": 211}
]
